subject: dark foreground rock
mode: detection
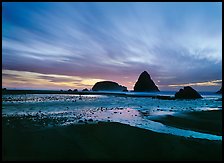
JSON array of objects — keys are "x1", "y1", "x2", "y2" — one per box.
[
  {"x1": 134, "y1": 71, "x2": 159, "y2": 92},
  {"x1": 92, "y1": 81, "x2": 127, "y2": 91},
  {"x1": 175, "y1": 86, "x2": 202, "y2": 99}
]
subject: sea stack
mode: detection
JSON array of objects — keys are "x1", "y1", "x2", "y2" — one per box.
[
  {"x1": 134, "y1": 71, "x2": 160, "y2": 92},
  {"x1": 175, "y1": 86, "x2": 202, "y2": 99},
  {"x1": 92, "y1": 81, "x2": 127, "y2": 91}
]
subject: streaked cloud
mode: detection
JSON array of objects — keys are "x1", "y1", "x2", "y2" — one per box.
[
  {"x1": 169, "y1": 80, "x2": 222, "y2": 87},
  {"x1": 2, "y1": 70, "x2": 104, "y2": 90},
  {"x1": 2, "y1": 2, "x2": 222, "y2": 91}
]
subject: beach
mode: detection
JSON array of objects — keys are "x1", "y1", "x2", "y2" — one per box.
[
  {"x1": 2, "y1": 92, "x2": 222, "y2": 161},
  {"x1": 148, "y1": 110, "x2": 222, "y2": 136},
  {"x1": 3, "y1": 121, "x2": 222, "y2": 161}
]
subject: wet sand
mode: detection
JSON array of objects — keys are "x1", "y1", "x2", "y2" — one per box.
[
  {"x1": 149, "y1": 110, "x2": 222, "y2": 136},
  {"x1": 3, "y1": 122, "x2": 221, "y2": 161}
]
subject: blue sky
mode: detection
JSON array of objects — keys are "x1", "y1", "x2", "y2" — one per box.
[{"x1": 2, "y1": 2, "x2": 222, "y2": 91}]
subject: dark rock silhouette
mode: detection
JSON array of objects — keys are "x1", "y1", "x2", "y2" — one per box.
[
  {"x1": 175, "y1": 86, "x2": 202, "y2": 99},
  {"x1": 73, "y1": 89, "x2": 78, "y2": 92},
  {"x1": 216, "y1": 87, "x2": 222, "y2": 94},
  {"x1": 92, "y1": 81, "x2": 127, "y2": 91},
  {"x1": 134, "y1": 71, "x2": 159, "y2": 92},
  {"x1": 82, "y1": 88, "x2": 89, "y2": 91},
  {"x1": 68, "y1": 89, "x2": 72, "y2": 92}
]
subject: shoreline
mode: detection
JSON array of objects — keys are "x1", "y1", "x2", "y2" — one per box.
[
  {"x1": 3, "y1": 89, "x2": 221, "y2": 101},
  {"x1": 2, "y1": 89, "x2": 174, "y2": 99},
  {"x1": 3, "y1": 122, "x2": 222, "y2": 161}
]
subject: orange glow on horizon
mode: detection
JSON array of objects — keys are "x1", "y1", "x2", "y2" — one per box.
[
  {"x1": 2, "y1": 70, "x2": 222, "y2": 91},
  {"x1": 2, "y1": 70, "x2": 105, "y2": 90}
]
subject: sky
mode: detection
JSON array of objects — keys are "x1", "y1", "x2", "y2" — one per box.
[{"x1": 2, "y1": 2, "x2": 222, "y2": 91}]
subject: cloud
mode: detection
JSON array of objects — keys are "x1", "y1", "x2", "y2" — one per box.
[
  {"x1": 2, "y1": 70, "x2": 104, "y2": 90},
  {"x1": 2, "y1": 2, "x2": 222, "y2": 91},
  {"x1": 169, "y1": 80, "x2": 222, "y2": 87}
]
